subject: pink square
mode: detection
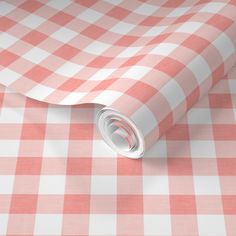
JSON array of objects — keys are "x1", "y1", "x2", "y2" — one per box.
[
  {"x1": 0, "y1": 51, "x2": 18, "y2": 67},
  {"x1": 13, "y1": 176, "x2": 40, "y2": 194},
  {"x1": 54, "y1": 44, "x2": 79, "y2": 60},
  {"x1": 24, "y1": 65, "x2": 52, "y2": 83},
  {"x1": 7, "y1": 214, "x2": 35, "y2": 235},
  {"x1": 37, "y1": 195, "x2": 64, "y2": 213},
  {"x1": 65, "y1": 176, "x2": 91, "y2": 194},
  {"x1": 88, "y1": 56, "x2": 112, "y2": 68},
  {"x1": 66, "y1": 158, "x2": 92, "y2": 175},
  {"x1": 59, "y1": 79, "x2": 84, "y2": 91},
  {"x1": 81, "y1": 25, "x2": 106, "y2": 39},
  {"x1": 166, "y1": 124, "x2": 189, "y2": 140},
  {"x1": 126, "y1": 81, "x2": 157, "y2": 103},
  {"x1": 196, "y1": 196, "x2": 223, "y2": 214},
  {"x1": 21, "y1": 124, "x2": 46, "y2": 140},
  {"x1": 168, "y1": 158, "x2": 193, "y2": 175},
  {"x1": 10, "y1": 194, "x2": 37, "y2": 213},
  {"x1": 117, "y1": 195, "x2": 143, "y2": 214},
  {"x1": 207, "y1": 15, "x2": 233, "y2": 31},
  {"x1": 143, "y1": 196, "x2": 170, "y2": 214},
  {"x1": 117, "y1": 215, "x2": 144, "y2": 235},
  {"x1": 156, "y1": 57, "x2": 184, "y2": 77},
  {"x1": 182, "y1": 35, "x2": 209, "y2": 53},
  {"x1": 16, "y1": 157, "x2": 42, "y2": 175},
  {"x1": 209, "y1": 94, "x2": 233, "y2": 108},
  {"x1": 90, "y1": 196, "x2": 116, "y2": 214},
  {"x1": 22, "y1": 30, "x2": 47, "y2": 45},
  {"x1": 0, "y1": 17, "x2": 15, "y2": 31},
  {"x1": 117, "y1": 158, "x2": 142, "y2": 175},
  {"x1": 63, "y1": 194, "x2": 90, "y2": 213},
  {"x1": 171, "y1": 215, "x2": 198, "y2": 236},
  {"x1": 170, "y1": 195, "x2": 196, "y2": 214},
  {"x1": 218, "y1": 158, "x2": 236, "y2": 176},
  {"x1": 117, "y1": 176, "x2": 143, "y2": 194},
  {"x1": 222, "y1": 196, "x2": 236, "y2": 214},
  {"x1": 213, "y1": 124, "x2": 236, "y2": 140},
  {"x1": 107, "y1": 6, "x2": 130, "y2": 19},
  {"x1": 50, "y1": 12, "x2": 74, "y2": 26},
  {"x1": 20, "y1": 0, "x2": 43, "y2": 12},
  {"x1": 62, "y1": 215, "x2": 89, "y2": 235},
  {"x1": 69, "y1": 124, "x2": 94, "y2": 140}
]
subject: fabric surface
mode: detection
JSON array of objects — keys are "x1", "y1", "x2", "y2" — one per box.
[
  {"x1": 1, "y1": 0, "x2": 236, "y2": 157},
  {"x1": 0, "y1": 0, "x2": 236, "y2": 235}
]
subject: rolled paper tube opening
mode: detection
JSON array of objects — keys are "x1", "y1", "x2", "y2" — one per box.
[{"x1": 97, "y1": 108, "x2": 144, "y2": 158}]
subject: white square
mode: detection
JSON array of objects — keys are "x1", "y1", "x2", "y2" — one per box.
[
  {"x1": 0, "y1": 214, "x2": 8, "y2": 235},
  {"x1": 160, "y1": 80, "x2": 185, "y2": 109},
  {"x1": 110, "y1": 22, "x2": 134, "y2": 35},
  {"x1": 39, "y1": 175, "x2": 65, "y2": 194},
  {"x1": 26, "y1": 84, "x2": 54, "y2": 100},
  {"x1": 0, "y1": 2, "x2": 15, "y2": 16},
  {"x1": 59, "y1": 92, "x2": 86, "y2": 105},
  {"x1": 187, "y1": 55, "x2": 211, "y2": 84},
  {"x1": 176, "y1": 22, "x2": 202, "y2": 34},
  {"x1": 168, "y1": 7, "x2": 190, "y2": 17},
  {"x1": 47, "y1": 0, "x2": 71, "y2": 10},
  {"x1": 190, "y1": 141, "x2": 216, "y2": 158},
  {"x1": 143, "y1": 176, "x2": 169, "y2": 194},
  {"x1": 78, "y1": 9, "x2": 102, "y2": 23},
  {"x1": 150, "y1": 43, "x2": 178, "y2": 56},
  {"x1": 200, "y1": 2, "x2": 225, "y2": 13},
  {"x1": 43, "y1": 140, "x2": 69, "y2": 158},
  {"x1": 134, "y1": 3, "x2": 159, "y2": 15},
  {"x1": 0, "y1": 108, "x2": 24, "y2": 123},
  {"x1": 198, "y1": 215, "x2": 226, "y2": 236},
  {"x1": 47, "y1": 106, "x2": 71, "y2": 123},
  {"x1": 0, "y1": 69, "x2": 21, "y2": 86},
  {"x1": 131, "y1": 105, "x2": 157, "y2": 136},
  {"x1": 84, "y1": 41, "x2": 110, "y2": 55},
  {"x1": 34, "y1": 214, "x2": 63, "y2": 235},
  {"x1": 92, "y1": 90, "x2": 122, "y2": 106},
  {"x1": 118, "y1": 46, "x2": 141, "y2": 57},
  {"x1": 144, "y1": 26, "x2": 167, "y2": 36},
  {"x1": 91, "y1": 176, "x2": 116, "y2": 194},
  {"x1": 229, "y1": 80, "x2": 236, "y2": 94},
  {"x1": 0, "y1": 176, "x2": 14, "y2": 194},
  {"x1": 212, "y1": 33, "x2": 235, "y2": 60},
  {"x1": 145, "y1": 140, "x2": 167, "y2": 158},
  {"x1": 92, "y1": 140, "x2": 117, "y2": 158},
  {"x1": 89, "y1": 69, "x2": 115, "y2": 80},
  {"x1": 122, "y1": 66, "x2": 150, "y2": 80},
  {"x1": 194, "y1": 176, "x2": 221, "y2": 195},
  {"x1": 144, "y1": 215, "x2": 171, "y2": 236},
  {"x1": 0, "y1": 141, "x2": 19, "y2": 157},
  {"x1": 56, "y1": 61, "x2": 82, "y2": 77},
  {"x1": 0, "y1": 33, "x2": 18, "y2": 49},
  {"x1": 187, "y1": 108, "x2": 212, "y2": 124},
  {"x1": 89, "y1": 214, "x2": 116, "y2": 235},
  {"x1": 23, "y1": 47, "x2": 50, "y2": 63},
  {"x1": 51, "y1": 27, "x2": 77, "y2": 43},
  {"x1": 20, "y1": 14, "x2": 45, "y2": 29}
]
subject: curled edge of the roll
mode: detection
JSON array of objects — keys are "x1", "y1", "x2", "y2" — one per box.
[{"x1": 96, "y1": 107, "x2": 145, "y2": 159}]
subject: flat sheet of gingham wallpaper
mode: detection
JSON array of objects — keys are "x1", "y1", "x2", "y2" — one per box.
[
  {"x1": 0, "y1": 64, "x2": 236, "y2": 236},
  {"x1": 0, "y1": 0, "x2": 236, "y2": 235}
]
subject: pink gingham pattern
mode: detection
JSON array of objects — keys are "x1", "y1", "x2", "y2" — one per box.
[
  {"x1": 0, "y1": 66, "x2": 236, "y2": 235},
  {"x1": 1, "y1": 0, "x2": 236, "y2": 235},
  {"x1": 1, "y1": 0, "x2": 236, "y2": 155}
]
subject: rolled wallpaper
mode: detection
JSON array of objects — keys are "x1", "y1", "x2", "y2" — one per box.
[{"x1": 1, "y1": 0, "x2": 236, "y2": 158}]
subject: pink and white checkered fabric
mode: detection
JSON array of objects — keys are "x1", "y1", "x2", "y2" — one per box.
[
  {"x1": 1, "y1": 0, "x2": 236, "y2": 157},
  {"x1": 1, "y1": 0, "x2": 236, "y2": 235}
]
